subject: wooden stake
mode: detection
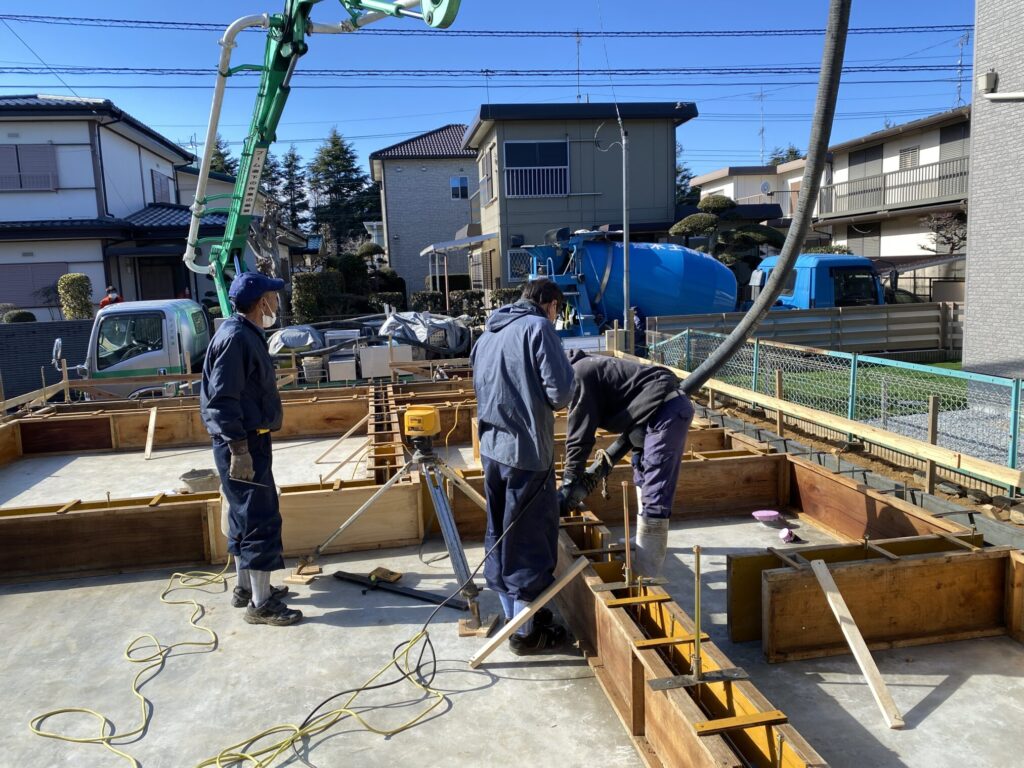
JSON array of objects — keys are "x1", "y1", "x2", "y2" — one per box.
[
  {"x1": 144, "y1": 406, "x2": 158, "y2": 460},
  {"x1": 61, "y1": 359, "x2": 70, "y2": 403},
  {"x1": 810, "y1": 559, "x2": 905, "y2": 729},
  {"x1": 775, "y1": 370, "x2": 785, "y2": 436},
  {"x1": 468, "y1": 556, "x2": 589, "y2": 668},
  {"x1": 925, "y1": 395, "x2": 940, "y2": 495}
]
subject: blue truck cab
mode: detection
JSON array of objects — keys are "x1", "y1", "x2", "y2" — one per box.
[{"x1": 751, "y1": 254, "x2": 884, "y2": 310}]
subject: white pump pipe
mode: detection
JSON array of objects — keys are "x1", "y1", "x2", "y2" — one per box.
[{"x1": 183, "y1": 14, "x2": 270, "y2": 276}]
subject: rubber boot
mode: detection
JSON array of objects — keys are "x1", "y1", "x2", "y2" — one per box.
[{"x1": 636, "y1": 516, "x2": 670, "y2": 577}]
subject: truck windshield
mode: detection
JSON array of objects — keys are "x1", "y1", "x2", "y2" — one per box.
[
  {"x1": 831, "y1": 268, "x2": 877, "y2": 306},
  {"x1": 96, "y1": 313, "x2": 164, "y2": 371}
]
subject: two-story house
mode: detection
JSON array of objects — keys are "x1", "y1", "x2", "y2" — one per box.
[
  {"x1": 458, "y1": 102, "x2": 698, "y2": 289},
  {"x1": 691, "y1": 107, "x2": 970, "y2": 299},
  {"x1": 369, "y1": 125, "x2": 478, "y2": 295},
  {"x1": 0, "y1": 95, "x2": 298, "y2": 320}
]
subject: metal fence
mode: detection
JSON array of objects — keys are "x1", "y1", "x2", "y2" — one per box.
[{"x1": 649, "y1": 329, "x2": 1022, "y2": 470}]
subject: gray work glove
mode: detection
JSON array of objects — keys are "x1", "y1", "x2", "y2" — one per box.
[{"x1": 228, "y1": 440, "x2": 255, "y2": 482}]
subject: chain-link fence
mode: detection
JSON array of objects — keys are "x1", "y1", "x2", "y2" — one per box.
[{"x1": 649, "y1": 329, "x2": 1022, "y2": 470}]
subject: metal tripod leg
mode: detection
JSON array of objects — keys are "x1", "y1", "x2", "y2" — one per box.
[
  {"x1": 420, "y1": 461, "x2": 499, "y2": 637},
  {"x1": 308, "y1": 461, "x2": 414, "y2": 560}
]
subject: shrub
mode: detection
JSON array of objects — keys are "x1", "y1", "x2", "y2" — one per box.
[
  {"x1": 449, "y1": 289, "x2": 485, "y2": 318},
  {"x1": 489, "y1": 288, "x2": 522, "y2": 308},
  {"x1": 0, "y1": 303, "x2": 17, "y2": 317},
  {"x1": 357, "y1": 241, "x2": 385, "y2": 260},
  {"x1": 368, "y1": 292, "x2": 406, "y2": 313},
  {"x1": 697, "y1": 194, "x2": 737, "y2": 215},
  {"x1": 805, "y1": 244, "x2": 854, "y2": 254},
  {"x1": 57, "y1": 273, "x2": 94, "y2": 319},
  {"x1": 372, "y1": 268, "x2": 406, "y2": 294},
  {"x1": 3, "y1": 309, "x2": 36, "y2": 323},
  {"x1": 291, "y1": 271, "x2": 346, "y2": 323},
  {"x1": 410, "y1": 291, "x2": 445, "y2": 313},
  {"x1": 670, "y1": 213, "x2": 719, "y2": 237}
]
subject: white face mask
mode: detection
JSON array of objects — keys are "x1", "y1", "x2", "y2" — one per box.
[{"x1": 259, "y1": 298, "x2": 277, "y2": 329}]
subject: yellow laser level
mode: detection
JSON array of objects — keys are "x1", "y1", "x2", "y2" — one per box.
[{"x1": 405, "y1": 405, "x2": 440, "y2": 438}]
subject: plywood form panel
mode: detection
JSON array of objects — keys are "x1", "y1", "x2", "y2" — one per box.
[
  {"x1": 0, "y1": 504, "x2": 207, "y2": 579},
  {"x1": 20, "y1": 417, "x2": 113, "y2": 453},
  {"x1": 0, "y1": 422, "x2": 21, "y2": 467},
  {"x1": 762, "y1": 549, "x2": 1010, "y2": 662}
]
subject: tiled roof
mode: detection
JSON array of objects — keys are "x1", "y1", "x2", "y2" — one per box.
[
  {"x1": 0, "y1": 217, "x2": 127, "y2": 229},
  {"x1": 370, "y1": 124, "x2": 475, "y2": 160},
  {"x1": 125, "y1": 203, "x2": 228, "y2": 228},
  {"x1": 0, "y1": 94, "x2": 193, "y2": 162}
]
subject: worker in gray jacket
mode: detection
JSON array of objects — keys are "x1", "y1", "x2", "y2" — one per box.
[
  {"x1": 472, "y1": 278, "x2": 575, "y2": 655},
  {"x1": 561, "y1": 352, "x2": 694, "y2": 577}
]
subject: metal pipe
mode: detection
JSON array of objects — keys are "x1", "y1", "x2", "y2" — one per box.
[
  {"x1": 309, "y1": 0, "x2": 423, "y2": 34},
  {"x1": 692, "y1": 544, "x2": 702, "y2": 680},
  {"x1": 183, "y1": 14, "x2": 270, "y2": 276}
]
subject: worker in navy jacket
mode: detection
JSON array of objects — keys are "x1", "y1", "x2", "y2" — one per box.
[
  {"x1": 200, "y1": 272, "x2": 300, "y2": 627},
  {"x1": 472, "y1": 278, "x2": 575, "y2": 655},
  {"x1": 562, "y1": 352, "x2": 694, "y2": 577}
]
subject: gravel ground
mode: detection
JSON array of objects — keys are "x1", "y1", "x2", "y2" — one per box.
[{"x1": 865, "y1": 406, "x2": 1015, "y2": 466}]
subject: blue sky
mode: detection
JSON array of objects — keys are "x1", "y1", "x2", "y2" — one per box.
[{"x1": 0, "y1": 1, "x2": 974, "y2": 176}]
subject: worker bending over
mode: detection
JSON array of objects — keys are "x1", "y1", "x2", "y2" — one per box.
[
  {"x1": 561, "y1": 353, "x2": 694, "y2": 576},
  {"x1": 201, "y1": 272, "x2": 300, "y2": 626},
  {"x1": 472, "y1": 278, "x2": 575, "y2": 655}
]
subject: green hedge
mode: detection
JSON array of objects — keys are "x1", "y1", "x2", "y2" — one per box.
[
  {"x1": 449, "y1": 289, "x2": 485, "y2": 318},
  {"x1": 410, "y1": 291, "x2": 445, "y2": 313},
  {"x1": 489, "y1": 288, "x2": 521, "y2": 308},
  {"x1": 292, "y1": 271, "x2": 373, "y2": 322},
  {"x1": 3, "y1": 309, "x2": 36, "y2": 323},
  {"x1": 57, "y1": 273, "x2": 94, "y2": 319},
  {"x1": 368, "y1": 292, "x2": 406, "y2": 312}
]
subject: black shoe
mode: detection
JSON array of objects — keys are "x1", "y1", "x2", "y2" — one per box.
[
  {"x1": 508, "y1": 623, "x2": 568, "y2": 656},
  {"x1": 534, "y1": 607, "x2": 554, "y2": 627},
  {"x1": 244, "y1": 596, "x2": 303, "y2": 626},
  {"x1": 232, "y1": 584, "x2": 289, "y2": 608}
]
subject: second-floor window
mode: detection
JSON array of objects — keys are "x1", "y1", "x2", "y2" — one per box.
[
  {"x1": 899, "y1": 146, "x2": 920, "y2": 170},
  {"x1": 151, "y1": 170, "x2": 174, "y2": 203},
  {"x1": 0, "y1": 144, "x2": 59, "y2": 191},
  {"x1": 450, "y1": 175, "x2": 469, "y2": 199},
  {"x1": 504, "y1": 140, "x2": 569, "y2": 197}
]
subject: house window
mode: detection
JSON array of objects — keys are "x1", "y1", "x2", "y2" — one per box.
[
  {"x1": 899, "y1": 146, "x2": 920, "y2": 170},
  {"x1": 479, "y1": 149, "x2": 494, "y2": 202},
  {"x1": 0, "y1": 262, "x2": 68, "y2": 306},
  {"x1": 0, "y1": 144, "x2": 58, "y2": 191},
  {"x1": 151, "y1": 169, "x2": 174, "y2": 203},
  {"x1": 450, "y1": 175, "x2": 469, "y2": 199},
  {"x1": 503, "y1": 141, "x2": 569, "y2": 197}
]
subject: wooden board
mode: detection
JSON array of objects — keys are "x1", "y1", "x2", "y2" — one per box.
[
  {"x1": 790, "y1": 457, "x2": 967, "y2": 541},
  {"x1": 0, "y1": 502, "x2": 208, "y2": 579},
  {"x1": 19, "y1": 417, "x2": 113, "y2": 454},
  {"x1": 762, "y1": 548, "x2": 1011, "y2": 662},
  {"x1": 1008, "y1": 550, "x2": 1024, "y2": 644},
  {"x1": 810, "y1": 559, "x2": 905, "y2": 729},
  {"x1": 0, "y1": 422, "x2": 21, "y2": 467}
]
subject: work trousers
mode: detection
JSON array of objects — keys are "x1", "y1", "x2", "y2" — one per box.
[
  {"x1": 481, "y1": 457, "x2": 559, "y2": 603},
  {"x1": 630, "y1": 393, "x2": 695, "y2": 519},
  {"x1": 213, "y1": 432, "x2": 284, "y2": 572}
]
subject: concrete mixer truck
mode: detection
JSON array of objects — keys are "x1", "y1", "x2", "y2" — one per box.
[{"x1": 524, "y1": 230, "x2": 894, "y2": 338}]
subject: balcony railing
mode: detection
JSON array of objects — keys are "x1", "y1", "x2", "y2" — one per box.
[
  {"x1": 504, "y1": 166, "x2": 569, "y2": 198},
  {"x1": 819, "y1": 155, "x2": 968, "y2": 217},
  {"x1": 735, "y1": 191, "x2": 800, "y2": 217}
]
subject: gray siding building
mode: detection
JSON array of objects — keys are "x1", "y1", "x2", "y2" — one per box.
[
  {"x1": 962, "y1": 0, "x2": 1024, "y2": 377},
  {"x1": 370, "y1": 125, "x2": 478, "y2": 296}
]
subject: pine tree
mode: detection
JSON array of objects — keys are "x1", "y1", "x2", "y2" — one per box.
[
  {"x1": 210, "y1": 133, "x2": 239, "y2": 176},
  {"x1": 769, "y1": 143, "x2": 804, "y2": 166},
  {"x1": 307, "y1": 128, "x2": 380, "y2": 247},
  {"x1": 280, "y1": 145, "x2": 310, "y2": 231},
  {"x1": 260, "y1": 150, "x2": 284, "y2": 199}
]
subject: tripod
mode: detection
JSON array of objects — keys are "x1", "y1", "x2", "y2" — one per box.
[{"x1": 307, "y1": 431, "x2": 498, "y2": 638}]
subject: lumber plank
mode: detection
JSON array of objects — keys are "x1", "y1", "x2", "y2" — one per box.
[
  {"x1": 694, "y1": 710, "x2": 788, "y2": 736},
  {"x1": 19, "y1": 417, "x2": 113, "y2": 454},
  {"x1": 809, "y1": 559, "x2": 905, "y2": 730},
  {"x1": 0, "y1": 422, "x2": 22, "y2": 467},
  {"x1": 144, "y1": 406, "x2": 158, "y2": 459},
  {"x1": 633, "y1": 634, "x2": 709, "y2": 649},
  {"x1": 1008, "y1": 551, "x2": 1024, "y2": 643},
  {"x1": 607, "y1": 594, "x2": 673, "y2": 608},
  {"x1": 468, "y1": 556, "x2": 588, "y2": 668},
  {"x1": 762, "y1": 549, "x2": 1010, "y2": 662}
]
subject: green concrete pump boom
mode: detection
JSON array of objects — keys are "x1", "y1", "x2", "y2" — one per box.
[{"x1": 183, "y1": 0, "x2": 461, "y2": 317}]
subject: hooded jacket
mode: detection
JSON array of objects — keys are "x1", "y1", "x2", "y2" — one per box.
[
  {"x1": 471, "y1": 300, "x2": 575, "y2": 471},
  {"x1": 563, "y1": 352, "x2": 680, "y2": 478}
]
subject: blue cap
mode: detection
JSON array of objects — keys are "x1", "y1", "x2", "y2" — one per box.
[{"x1": 228, "y1": 272, "x2": 285, "y2": 305}]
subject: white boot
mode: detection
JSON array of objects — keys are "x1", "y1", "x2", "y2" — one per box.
[{"x1": 636, "y1": 516, "x2": 670, "y2": 577}]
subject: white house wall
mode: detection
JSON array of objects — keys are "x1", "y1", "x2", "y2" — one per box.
[
  {"x1": 0, "y1": 119, "x2": 98, "y2": 220},
  {"x1": 0, "y1": 238, "x2": 105, "y2": 318}
]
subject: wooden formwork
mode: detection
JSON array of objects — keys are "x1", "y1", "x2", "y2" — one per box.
[{"x1": 554, "y1": 512, "x2": 827, "y2": 768}]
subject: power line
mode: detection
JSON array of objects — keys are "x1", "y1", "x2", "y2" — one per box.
[
  {"x1": 0, "y1": 14, "x2": 973, "y2": 38},
  {"x1": 0, "y1": 19, "x2": 80, "y2": 96}
]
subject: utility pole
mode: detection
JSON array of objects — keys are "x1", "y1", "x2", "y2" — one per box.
[
  {"x1": 955, "y1": 32, "x2": 970, "y2": 107},
  {"x1": 618, "y1": 116, "x2": 630, "y2": 336},
  {"x1": 576, "y1": 30, "x2": 582, "y2": 103},
  {"x1": 757, "y1": 88, "x2": 766, "y2": 165}
]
